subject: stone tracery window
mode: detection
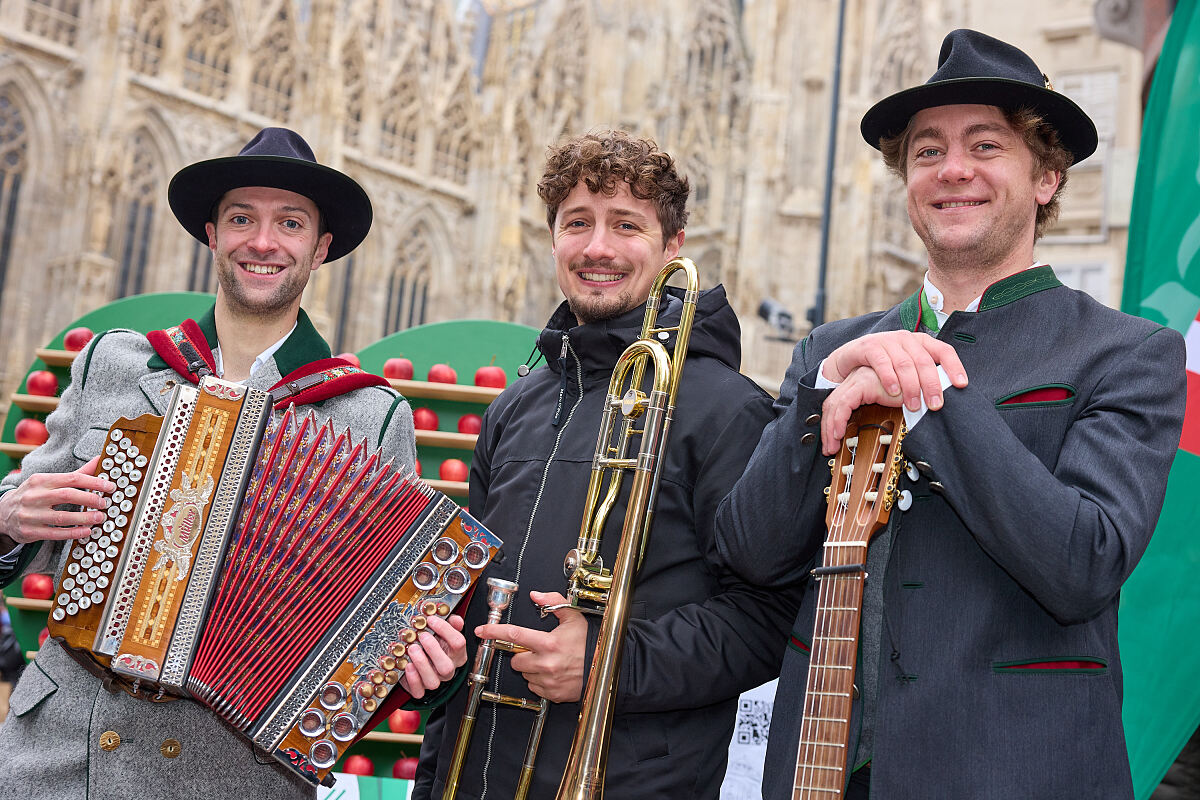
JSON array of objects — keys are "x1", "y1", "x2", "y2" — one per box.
[
  {"x1": 380, "y1": 68, "x2": 420, "y2": 166},
  {"x1": 184, "y1": 2, "x2": 233, "y2": 99},
  {"x1": 384, "y1": 222, "x2": 432, "y2": 334},
  {"x1": 112, "y1": 129, "x2": 161, "y2": 298},
  {"x1": 433, "y1": 95, "x2": 471, "y2": 184},
  {"x1": 0, "y1": 91, "x2": 29, "y2": 310},
  {"x1": 129, "y1": 0, "x2": 165, "y2": 77},
  {"x1": 343, "y1": 48, "x2": 365, "y2": 149},
  {"x1": 25, "y1": 0, "x2": 81, "y2": 48},
  {"x1": 250, "y1": 11, "x2": 297, "y2": 120}
]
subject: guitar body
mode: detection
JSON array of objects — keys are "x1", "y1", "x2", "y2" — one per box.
[{"x1": 793, "y1": 405, "x2": 905, "y2": 800}]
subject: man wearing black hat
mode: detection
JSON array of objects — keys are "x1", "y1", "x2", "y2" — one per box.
[
  {"x1": 0, "y1": 128, "x2": 465, "y2": 799},
  {"x1": 715, "y1": 30, "x2": 1186, "y2": 799}
]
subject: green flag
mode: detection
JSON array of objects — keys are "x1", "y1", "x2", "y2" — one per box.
[{"x1": 1120, "y1": 5, "x2": 1200, "y2": 797}]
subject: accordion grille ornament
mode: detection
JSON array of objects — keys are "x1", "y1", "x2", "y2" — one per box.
[{"x1": 46, "y1": 376, "x2": 501, "y2": 786}]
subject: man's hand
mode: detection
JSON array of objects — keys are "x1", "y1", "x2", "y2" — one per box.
[
  {"x1": 0, "y1": 457, "x2": 115, "y2": 546},
  {"x1": 475, "y1": 590, "x2": 588, "y2": 703},
  {"x1": 400, "y1": 614, "x2": 468, "y2": 699},
  {"x1": 822, "y1": 331, "x2": 967, "y2": 412}
]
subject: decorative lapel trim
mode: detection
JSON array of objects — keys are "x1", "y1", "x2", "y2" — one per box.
[
  {"x1": 899, "y1": 289, "x2": 922, "y2": 332},
  {"x1": 978, "y1": 265, "x2": 1061, "y2": 311}
]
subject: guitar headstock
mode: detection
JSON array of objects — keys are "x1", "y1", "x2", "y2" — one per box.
[{"x1": 824, "y1": 405, "x2": 907, "y2": 540}]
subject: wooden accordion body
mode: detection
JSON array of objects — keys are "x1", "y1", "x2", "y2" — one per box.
[{"x1": 45, "y1": 376, "x2": 501, "y2": 786}]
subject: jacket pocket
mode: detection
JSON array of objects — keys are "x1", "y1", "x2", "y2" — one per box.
[
  {"x1": 72, "y1": 425, "x2": 110, "y2": 462},
  {"x1": 992, "y1": 657, "x2": 1107, "y2": 675},
  {"x1": 8, "y1": 658, "x2": 58, "y2": 716}
]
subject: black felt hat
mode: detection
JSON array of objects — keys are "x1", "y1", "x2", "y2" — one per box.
[
  {"x1": 860, "y1": 29, "x2": 1098, "y2": 164},
  {"x1": 168, "y1": 127, "x2": 372, "y2": 262}
]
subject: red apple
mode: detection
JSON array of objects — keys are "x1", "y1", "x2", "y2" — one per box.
[
  {"x1": 336, "y1": 352, "x2": 361, "y2": 368},
  {"x1": 474, "y1": 365, "x2": 507, "y2": 389},
  {"x1": 38, "y1": 627, "x2": 49, "y2": 647},
  {"x1": 14, "y1": 418, "x2": 49, "y2": 446},
  {"x1": 439, "y1": 459, "x2": 468, "y2": 482},
  {"x1": 457, "y1": 414, "x2": 482, "y2": 435},
  {"x1": 21, "y1": 572, "x2": 54, "y2": 600},
  {"x1": 412, "y1": 408, "x2": 438, "y2": 431},
  {"x1": 392, "y1": 756, "x2": 419, "y2": 781},
  {"x1": 341, "y1": 753, "x2": 374, "y2": 776},
  {"x1": 388, "y1": 708, "x2": 422, "y2": 734},
  {"x1": 384, "y1": 357, "x2": 414, "y2": 380},
  {"x1": 427, "y1": 363, "x2": 457, "y2": 384},
  {"x1": 24, "y1": 370, "x2": 58, "y2": 397},
  {"x1": 414, "y1": 458, "x2": 422, "y2": 477},
  {"x1": 62, "y1": 327, "x2": 94, "y2": 352}
]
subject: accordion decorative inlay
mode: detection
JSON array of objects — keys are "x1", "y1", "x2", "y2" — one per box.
[{"x1": 46, "y1": 376, "x2": 501, "y2": 786}]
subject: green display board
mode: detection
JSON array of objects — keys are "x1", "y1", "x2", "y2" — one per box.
[{"x1": 1119, "y1": 6, "x2": 1200, "y2": 796}]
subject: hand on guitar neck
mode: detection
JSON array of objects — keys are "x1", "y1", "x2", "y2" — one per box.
[{"x1": 820, "y1": 332, "x2": 968, "y2": 455}]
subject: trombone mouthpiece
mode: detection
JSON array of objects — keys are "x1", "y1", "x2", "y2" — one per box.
[{"x1": 485, "y1": 578, "x2": 520, "y2": 614}]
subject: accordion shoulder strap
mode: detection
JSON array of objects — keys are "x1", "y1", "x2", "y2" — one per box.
[
  {"x1": 268, "y1": 358, "x2": 390, "y2": 408},
  {"x1": 149, "y1": 320, "x2": 389, "y2": 408},
  {"x1": 147, "y1": 319, "x2": 216, "y2": 383}
]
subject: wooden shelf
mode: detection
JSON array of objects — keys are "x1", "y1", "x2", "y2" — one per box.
[
  {"x1": 12, "y1": 394, "x2": 59, "y2": 413},
  {"x1": 390, "y1": 379, "x2": 503, "y2": 404},
  {"x1": 6, "y1": 597, "x2": 52, "y2": 612},
  {"x1": 0, "y1": 442, "x2": 36, "y2": 458},
  {"x1": 424, "y1": 479, "x2": 468, "y2": 497},
  {"x1": 35, "y1": 349, "x2": 78, "y2": 368},
  {"x1": 361, "y1": 731, "x2": 423, "y2": 744},
  {"x1": 415, "y1": 430, "x2": 477, "y2": 450}
]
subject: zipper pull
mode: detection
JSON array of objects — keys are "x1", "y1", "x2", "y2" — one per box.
[{"x1": 553, "y1": 334, "x2": 570, "y2": 427}]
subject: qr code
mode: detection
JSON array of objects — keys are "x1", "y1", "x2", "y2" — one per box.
[{"x1": 735, "y1": 698, "x2": 772, "y2": 745}]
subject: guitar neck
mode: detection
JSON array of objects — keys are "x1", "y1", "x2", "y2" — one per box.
[
  {"x1": 792, "y1": 404, "x2": 905, "y2": 800},
  {"x1": 792, "y1": 543, "x2": 867, "y2": 800}
]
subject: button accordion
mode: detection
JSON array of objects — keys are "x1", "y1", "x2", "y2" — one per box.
[{"x1": 45, "y1": 376, "x2": 501, "y2": 786}]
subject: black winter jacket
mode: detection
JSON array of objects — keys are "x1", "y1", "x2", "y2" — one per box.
[{"x1": 415, "y1": 286, "x2": 800, "y2": 800}]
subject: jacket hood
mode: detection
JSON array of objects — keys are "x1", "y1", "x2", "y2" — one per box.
[{"x1": 534, "y1": 284, "x2": 743, "y2": 379}]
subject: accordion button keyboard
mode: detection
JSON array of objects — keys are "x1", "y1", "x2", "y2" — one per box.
[
  {"x1": 67, "y1": 563, "x2": 79, "y2": 576},
  {"x1": 91, "y1": 591, "x2": 104, "y2": 604},
  {"x1": 85, "y1": 542, "x2": 97, "y2": 555},
  {"x1": 96, "y1": 576, "x2": 109, "y2": 589},
  {"x1": 105, "y1": 546, "x2": 118, "y2": 559},
  {"x1": 102, "y1": 520, "x2": 115, "y2": 533},
  {"x1": 100, "y1": 561, "x2": 114, "y2": 574},
  {"x1": 71, "y1": 546, "x2": 84, "y2": 560},
  {"x1": 102, "y1": 458, "x2": 114, "y2": 471},
  {"x1": 66, "y1": 602, "x2": 78, "y2": 615},
  {"x1": 52, "y1": 607, "x2": 65, "y2": 621},
  {"x1": 70, "y1": 587, "x2": 83, "y2": 601},
  {"x1": 62, "y1": 577, "x2": 75, "y2": 591},
  {"x1": 115, "y1": 515, "x2": 127, "y2": 527},
  {"x1": 80, "y1": 556, "x2": 93, "y2": 570},
  {"x1": 78, "y1": 596, "x2": 91, "y2": 611},
  {"x1": 110, "y1": 530, "x2": 123, "y2": 543},
  {"x1": 57, "y1": 593, "x2": 69, "y2": 606},
  {"x1": 106, "y1": 443, "x2": 118, "y2": 456}
]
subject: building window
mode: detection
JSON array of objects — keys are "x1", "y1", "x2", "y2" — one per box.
[
  {"x1": 380, "y1": 70, "x2": 420, "y2": 166},
  {"x1": 249, "y1": 11, "x2": 296, "y2": 120},
  {"x1": 112, "y1": 130, "x2": 161, "y2": 298},
  {"x1": 0, "y1": 93, "x2": 29, "y2": 311},
  {"x1": 184, "y1": 3, "x2": 233, "y2": 99},
  {"x1": 384, "y1": 224, "x2": 431, "y2": 334},
  {"x1": 129, "y1": 0, "x2": 165, "y2": 77},
  {"x1": 25, "y1": 0, "x2": 81, "y2": 48},
  {"x1": 433, "y1": 99, "x2": 470, "y2": 184}
]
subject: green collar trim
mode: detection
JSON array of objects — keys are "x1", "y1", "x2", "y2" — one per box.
[
  {"x1": 978, "y1": 265, "x2": 1061, "y2": 311},
  {"x1": 145, "y1": 304, "x2": 330, "y2": 375},
  {"x1": 899, "y1": 290, "x2": 922, "y2": 332},
  {"x1": 898, "y1": 266, "x2": 1061, "y2": 332}
]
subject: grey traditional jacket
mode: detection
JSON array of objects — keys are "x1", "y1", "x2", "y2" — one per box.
[
  {"x1": 716, "y1": 267, "x2": 1187, "y2": 800},
  {"x1": 0, "y1": 306, "x2": 416, "y2": 800}
]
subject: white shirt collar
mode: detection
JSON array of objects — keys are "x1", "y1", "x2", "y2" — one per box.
[
  {"x1": 213, "y1": 322, "x2": 297, "y2": 383},
  {"x1": 923, "y1": 262, "x2": 1047, "y2": 328}
]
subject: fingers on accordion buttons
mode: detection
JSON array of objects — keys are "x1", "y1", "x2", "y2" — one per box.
[{"x1": 436, "y1": 602, "x2": 451, "y2": 617}]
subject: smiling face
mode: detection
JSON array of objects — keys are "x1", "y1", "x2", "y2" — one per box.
[
  {"x1": 552, "y1": 180, "x2": 684, "y2": 325},
  {"x1": 206, "y1": 186, "x2": 332, "y2": 320},
  {"x1": 904, "y1": 104, "x2": 1060, "y2": 277}
]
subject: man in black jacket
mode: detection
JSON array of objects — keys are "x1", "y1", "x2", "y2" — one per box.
[{"x1": 415, "y1": 130, "x2": 799, "y2": 799}]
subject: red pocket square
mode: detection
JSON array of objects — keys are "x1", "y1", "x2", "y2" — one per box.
[{"x1": 997, "y1": 385, "x2": 1075, "y2": 405}]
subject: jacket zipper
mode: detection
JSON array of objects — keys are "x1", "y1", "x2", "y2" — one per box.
[{"x1": 479, "y1": 335, "x2": 585, "y2": 799}]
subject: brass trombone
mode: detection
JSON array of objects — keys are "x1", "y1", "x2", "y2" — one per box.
[{"x1": 441, "y1": 258, "x2": 699, "y2": 800}]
